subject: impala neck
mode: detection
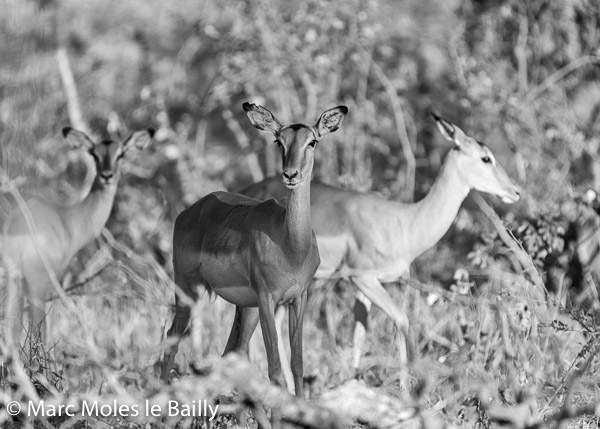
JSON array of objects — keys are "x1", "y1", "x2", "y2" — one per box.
[
  {"x1": 407, "y1": 150, "x2": 470, "y2": 258},
  {"x1": 284, "y1": 178, "x2": 312, "y2": 261},
  {"x1": 62, "y1": 176, "x2": 118, "y2": 257}
]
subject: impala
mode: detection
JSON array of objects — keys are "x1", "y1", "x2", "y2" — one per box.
[
  {"x1": 240, "y1": 113, "x2": 521, "y2": 370},
  {"x1": 162, "y1": 103, "x2": 348, "y2": 396},
  {"x1": 1, "y1": 127, "x2": 154, "y2": 344}
]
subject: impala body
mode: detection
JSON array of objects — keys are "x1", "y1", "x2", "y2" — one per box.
[
  {"x1": 240, "y1": 113, "x2": 521, "y2": 370},
  {"x1": 173, "y1": 192, "x2": 319, "y2": 308},
  {"x1": 1, "y1": 128, "x2": 154, "y2": 344},
  {"x1": 163, "y1": 103, "x2": 348, "y2": 396}
]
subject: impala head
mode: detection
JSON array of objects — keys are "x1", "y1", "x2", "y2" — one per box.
[
  {"x1": 62, "y1": 127, "x2": 155, "y2": 186},
  {"x1": 432, "y1": 113, "x2": 521, "y2": 204},
  {"x1": 243, "y1": 102, "x2": 348, "y2": 189}
]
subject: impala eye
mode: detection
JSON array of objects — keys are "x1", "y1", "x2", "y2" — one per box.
[
  {"x1": 308, "y1": 140, "x2": 317, "y2": 148},
  {"x1": 116, "y1": 152, "x2": 125, "y2": 160},
  {"x1": 274, "y1": 139, "x2": 283, "y2": 148},
  {"x1": 482, "y1": 156, "x2": 492, "y2": 164}
]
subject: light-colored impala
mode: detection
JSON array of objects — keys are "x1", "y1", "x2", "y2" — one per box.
[
  {"x1": 2, "y1": 127, "x2": 154, "y2": 344},
  {"x1": 240, "y1": 113, "x2": 521, "y2": 370},
  {"x1": 162, "y1": 103, "x2": 347, "y2": 396}
]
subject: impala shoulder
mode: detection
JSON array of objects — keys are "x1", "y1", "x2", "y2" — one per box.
[
  {"x1": 252, "y1": 198, "x2": 286, "y2": 218},
  {"x1": 210, "y1": 191, "x2": 260, "y2": 205},
  {"x1": 189, "y1": 191, "x2": 262, "y2": 216}
]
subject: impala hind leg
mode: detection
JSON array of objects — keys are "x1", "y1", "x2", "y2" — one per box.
[
  {"x1": 162, "y1": 277, "x2": 199, "y2": 381},
  {"x1": 223, "y1": 306, "x2": 259, "y2": 357},
  {"x1": 161, "y1": 296, "x2": 190, "y2": 381}
]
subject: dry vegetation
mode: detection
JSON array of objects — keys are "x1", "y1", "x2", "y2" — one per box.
[{"x1": 3, "y1": 0, "x2": 600, "y2": 427}]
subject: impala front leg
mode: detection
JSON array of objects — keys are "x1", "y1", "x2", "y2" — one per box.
[
  {"x1": 288, "y1": 289, "x2": 307, "y2": 397},
  {"x1": 257, "y1": 289, "x2": 284, "y2": 387}
]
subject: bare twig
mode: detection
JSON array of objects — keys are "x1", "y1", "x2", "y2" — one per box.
[
  {"x1": 351, "y1": 45, "x2": 372, "y2": 186},
  {"x1": 525, "y1": 55, "x2": 600, "y2": 104},
  {"x1": 299, "y1": 72, "x2": 317, "y2": 121},
  {"x1": 359, "y1": 45, "x2": 416, "y2": 199},
  {"x1": 56, "y1": 48, "x2": 88, "y2": 134},
  {"x1": 57, "y1": 46, "x2": 95, "y2": 204},
  {"x1": 448, "y1": 28, "x2": 468, "y2": 90},
  {"x1": 195, "y1": 119, "x2": 207, "y2": 157},
  {"x1": 514, "y1": 14, "x2": 529, "y2": 94},
  {"x1": 52, "y1": 267, "x2": 107, "y2": 297},
  {"x1": 472, "y1": 193, "x2": 546, "y2": 297},
  {"x1": 221, "y1": 109, "x2": 264, "y2": 183},
  {"x1": 540, "y1": 338, "x2": 600, "y2": 416}
]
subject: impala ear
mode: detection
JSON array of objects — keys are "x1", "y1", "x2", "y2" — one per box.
[
  {"x1": 243, "y1": 102, "x2": 282, "y2": 135},
  {"x1": 315, "y1": 106, "x2": 348, "y2": 137},
  {"x1": 431, "y1": 112, "x2": 466, "y2": 147},
  {"x1": 123, "y1": 128, "x2": 155, "y2": 151},
  {"x1": 62, "y1": 127, "x2": 95, "y2": 150}
]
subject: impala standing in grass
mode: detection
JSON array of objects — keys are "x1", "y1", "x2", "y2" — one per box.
[
  {"x1": 2, "y1": 127, "x2": 154, "y2": 345},
  {"x1": 162, "y1": 102, "x2": 348, "y2": 396}
]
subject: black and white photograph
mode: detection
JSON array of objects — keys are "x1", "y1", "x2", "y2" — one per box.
[{"x1": 1, "y1": 0, "x2": 600, "y2": 427}]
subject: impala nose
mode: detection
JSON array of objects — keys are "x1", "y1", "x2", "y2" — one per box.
[
  {"x1": 283, "y1": 170, "x2": 299, "y2": 181},
  {"x1": 501, "y1": 188, "x2": 521, "y2": 204},
  {"x1": 101, "y1": 172, "x2": 114, "y2": 182}
]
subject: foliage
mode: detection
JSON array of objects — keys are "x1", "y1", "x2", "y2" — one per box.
[
  {"x1": 516, "y1": 216, "x2": 566, "y2": 269},
  {"x1": 3, "y1": 0, "x2": 600, "y2": 427}
]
